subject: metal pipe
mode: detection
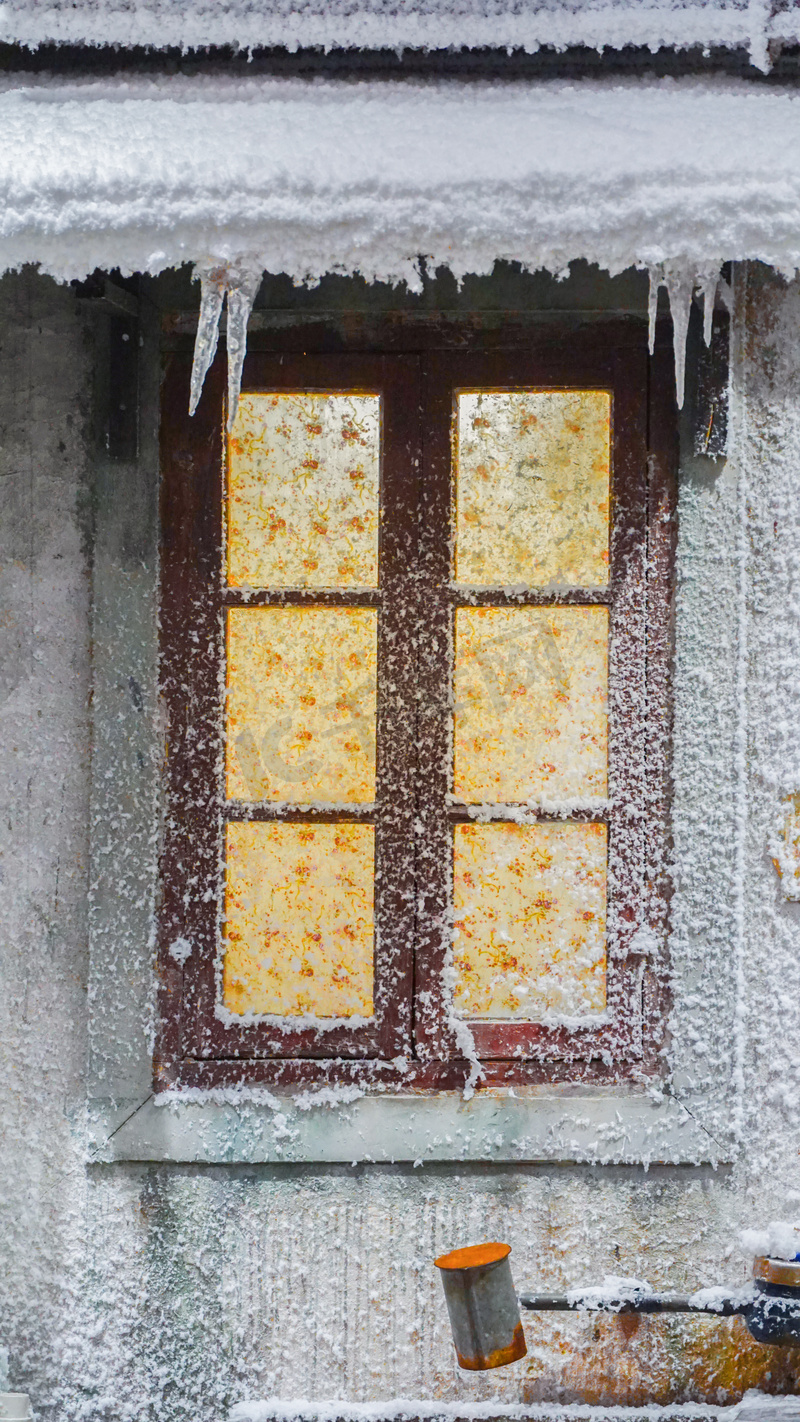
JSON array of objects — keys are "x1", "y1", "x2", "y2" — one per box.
[
  {"x1": 436, "y1": 1243, "x2": 800, "y2": 1366},
  {"x1": 519, "y1": 1293, "x2": 749, "y2": 1316}
]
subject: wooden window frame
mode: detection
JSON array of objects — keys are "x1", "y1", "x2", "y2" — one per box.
[{"x1": 155, "y1": 317, "x2": 676, "y2": 1094}]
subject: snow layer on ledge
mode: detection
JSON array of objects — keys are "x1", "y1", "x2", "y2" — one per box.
[
  {"x1": 229, "y1": 1396, "x2": 800, "y2": 1422},
  {"x1": 0, "y1": 0, "x2": 797, "y2": 62},
  {"x1": 4, "y1": 75, "x2": 800, "y2": 285}
]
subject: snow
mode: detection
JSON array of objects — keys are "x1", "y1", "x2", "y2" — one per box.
[
  {"x1": 2, "y1": 75, "x2": 800, "y2": 289},
  {"x1": 0, "y1": 0, "x2": 797, "y2": 64},
  {"x1": 741, "y1": 1222, "x2": 800, "y2": 1260},
  {"x1": 2, "y1": 71, "x2": 800, "y2": 413},
  {"x1": 2, "y1": 72, "x2": 799, "y2": 415},
  {"x1": 231, "y1": 1404, "x2": 738, "y2": 1422},
  {"x1": 688, "y1": 1284, "x2": 757, "y2": 1311},
  {"x1": 565, "y1": 1275, "x2": 652, "y2": 1310},
  {"x1": 734, "y1": 1397, "x2": 800, "y2": 1422},
  {"x1": 10, "y1": 124, "x2": 800, "y2": 1418},
  {"x1": 168, "y1": 935, "x2": 193, "y2": 965},
  {"x1": 229, "y1": 1398, "x2": 800, "y2": 1422}
]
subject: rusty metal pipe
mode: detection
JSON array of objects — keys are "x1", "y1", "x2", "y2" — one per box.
[
  {"x1": 438, "y1": 1245, "x2": 800, "y2": 1368},
  {"x1": 518, "y1": 1293, "x2": 749, "y2": 1315},
  {"x1": 518, "y1": 1286, "x2": 800, "y2": 1344},
  {"x1": 435, "y1": 1243, "x2": 527, "y2": 1371}
]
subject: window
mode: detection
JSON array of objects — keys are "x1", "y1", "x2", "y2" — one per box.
[{"x1": 155, "y1": 322, "x2": 675, "y2": 1093}]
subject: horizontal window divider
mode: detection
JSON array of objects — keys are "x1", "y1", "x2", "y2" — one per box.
[
  {"x1": 445, "y1": 804, "x2": 610, "y2": 823},
  {"x1": 225, "y1": 803, "x2": 375, "y2": 822},
  {"x1": 447, "y1": 586, "x2": 611, "y2": 606},
  {"x1": 221, "y1": 587, "x2": 381, "y2": 607}
]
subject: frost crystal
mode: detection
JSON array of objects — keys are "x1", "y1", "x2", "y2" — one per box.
[
  {"x1": 168, "y1": 936, "x2": 193, "y2": 966},
  {"x1": 190, "y1": 259, "x2": 263, "y2": 429}
]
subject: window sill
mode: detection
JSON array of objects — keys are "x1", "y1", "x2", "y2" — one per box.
[{"x1": 87, "y1": 1088, "x2": 724, "y2": 1166}]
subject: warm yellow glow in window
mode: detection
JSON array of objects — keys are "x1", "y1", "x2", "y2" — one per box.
[
  {"x1": 223, "y1": 821, "x2": 375, "y2": 1018},
  {"x1": 452, "y1": 821, "x2": 607, "y2": 1020},
  {"x1": 454, "y1": 390, "x2": 610, "y2": 588},
  {"x1": 227, "y1": 392, "x2": 380, "y2": 588},
  {"x1": 453, "y1": 605, "x2": 608, "y2": 805},
  {"x1": 226, "y1": 607, "x2": 377, "y2": 804}
]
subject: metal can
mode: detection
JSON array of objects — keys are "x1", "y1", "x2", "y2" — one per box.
[{"x1": 435, "y1": 1241, "x2": 527, "y2": 1371}]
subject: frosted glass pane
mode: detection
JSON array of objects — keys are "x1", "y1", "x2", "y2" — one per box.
[
  {"x1": 452, "y1": 822, "x2": 607, "y2": 1020},
  {"x1": 454, "y1": 390, "x2": 610, "y2": 587},
  {"x1": 227, "y1": 392, "x2": 380, "y2": 588},
  {"x1": 223, "y1": 821, "x2": 374, "y2": 1018},
  {"x1": 226, "y1": 607, "x2": 377, "y2": 803},
  {"x1": 453, "y1": 606, "x2": 608, "y2": 805}
]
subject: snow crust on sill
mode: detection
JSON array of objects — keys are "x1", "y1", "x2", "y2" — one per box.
[
  {"x1": 229, "y1": 1395, "x2": 800, "y2": 1422},
  {"x1": 4, "y1": 76, "x2": 800, "y2": 285},
  {"x1": 90, "y1": 1088, "x2": 720, "y2": 1166},
  {"x1": 0, "y1": 0, "x2": 796, "y2": 67}
]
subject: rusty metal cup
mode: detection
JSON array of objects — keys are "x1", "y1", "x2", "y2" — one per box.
[{"x1": 435, "y1": 1242, "x2": 527, "y2": 1370}]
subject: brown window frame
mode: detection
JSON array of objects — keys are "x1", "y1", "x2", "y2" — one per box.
[{"x1": 155, "y1": 317, "x2": 676, "y2": 1094}]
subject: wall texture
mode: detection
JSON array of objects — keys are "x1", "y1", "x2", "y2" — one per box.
[{"x1": 3, "y1": 264, "x2": 800, "y2": 1421}]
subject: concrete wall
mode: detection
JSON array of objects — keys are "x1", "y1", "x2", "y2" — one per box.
[{"x1": 3, "y1": 264, "x2": 800, "y2": 1421}]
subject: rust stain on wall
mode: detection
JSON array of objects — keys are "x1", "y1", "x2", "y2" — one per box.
[{"x1": 522, "y1": 1312, "x2": 800, "y2": 1405}]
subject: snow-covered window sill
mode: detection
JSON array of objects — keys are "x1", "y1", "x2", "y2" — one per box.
[{"x1": 86, "y1": 1087, "x2": 720, "y2": 1165}]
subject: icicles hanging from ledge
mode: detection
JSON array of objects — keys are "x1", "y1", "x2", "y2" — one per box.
[
  {"x1": 188, "y1": 256, "x2": 728, "y2": 423},
  {"x1": 648, "y1": 264, "x2": 723, "y2": 409},
  {"x1": 189, "y1": 259, "x2": 263, "y2": 429}
]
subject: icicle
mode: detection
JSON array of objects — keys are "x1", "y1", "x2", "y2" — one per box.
[
  {"x1": 664, "y1": 266, "x2": 695, "y2": 410},
  {"x1": 748, "y1": 0, "x2": 771, "y2": 74},
  {"x1": 189, "y1": 263, "x2": 226, "y2": 417},
  {"x1": 225, "y1": 262, "x2": 263, "y2": 431},
  {"x1": 189, "y1": 258, "x2": 263, "y2": 425},
  {"x1": 697, "y1": 269, "x2": 720, "y2": 348},
  {"x1": 647, "y1": 265, "x2": 663, "y2": 357},
  {"x1": 650, "y1": 262, "x2": 723, "y2": 408}
]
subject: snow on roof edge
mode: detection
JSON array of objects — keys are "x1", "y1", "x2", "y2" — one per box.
[
  {"x1": 2, "y1": 77, "x2": 800, "y2": 291},
  {"x1": 0, "y1": 1, "x2": 797, "y2": 65}
]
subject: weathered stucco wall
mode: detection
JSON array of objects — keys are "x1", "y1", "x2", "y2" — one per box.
[{"x1": 3, "y1": 264, "x2": 800, "y2": 1421}]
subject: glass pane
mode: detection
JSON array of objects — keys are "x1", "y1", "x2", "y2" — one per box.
[
  {"x1": 223, "y1": 821, "x2": 374, "y2": 1018},
  {"x1": 453, "y1": 606, "x2": 608, "y2": 805},
  {"x1": 452, "y1": 822, "x2": 607, "y2": 1020},
  {"x1": 226, "y1": 607, "x2": 377, "y2": 803},
  {"x1": 454, "y1": 390, "x2": 610, "y2": 588},
  {"x1": 227, "y1": 392, "x2": 380, "y2": 588}
]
